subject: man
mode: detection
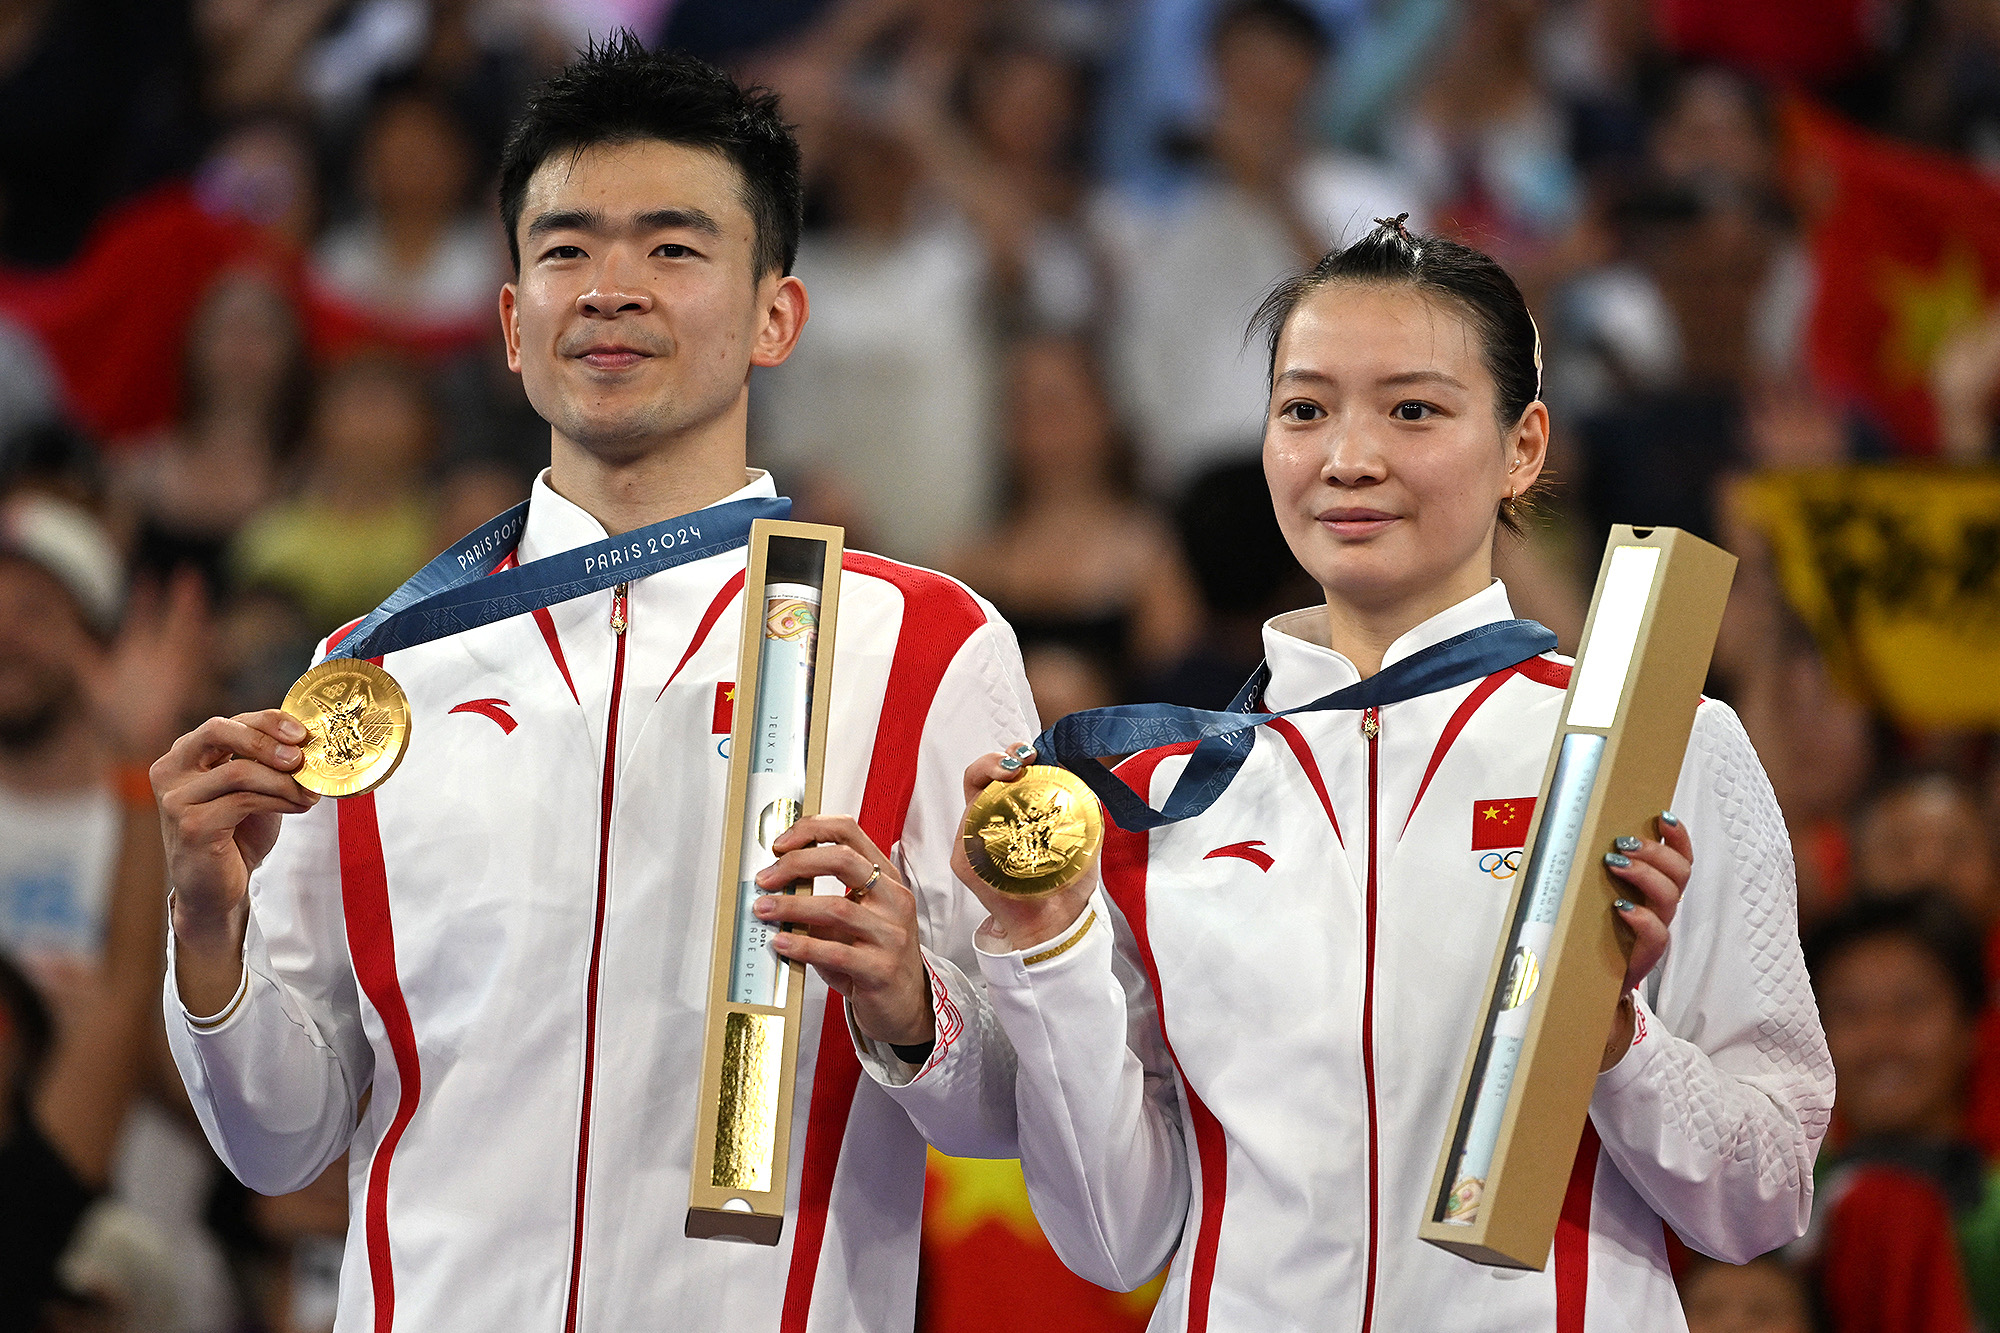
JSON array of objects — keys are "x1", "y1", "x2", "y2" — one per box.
[{"x1": 154, "y1": 38, "x2": 1035, "y2": 1332}]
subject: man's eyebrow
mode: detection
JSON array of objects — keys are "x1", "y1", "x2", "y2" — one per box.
[
  {"x1": 524, "y1": 207, "x2": 723, "y2": 240},
  {"x1": 636, "y1": 207, "x2": 721, "y2": 236},
  {"x1": 525, "y1": 208, "x2": 603, "y2": 239}
]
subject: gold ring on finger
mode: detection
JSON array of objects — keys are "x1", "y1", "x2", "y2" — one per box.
[{"x1": 848, "y1": 863, "x2": 882, "y2": 903}]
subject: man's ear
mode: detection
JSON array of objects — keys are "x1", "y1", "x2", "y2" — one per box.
[
  {"x1": 500, "y1": 283, "x2": 523, "y2": 373},
  {"x1": 750, "y1": 275, "x2": 809, "y2": 370}
]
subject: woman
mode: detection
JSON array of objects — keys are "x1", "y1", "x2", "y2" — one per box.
[
  {"x1": 949, "y1": 332, "x2": 1200, "y2": 713},
  {"x1": 950, "y1": 220, "x2": 1833, "y2": 1331}
]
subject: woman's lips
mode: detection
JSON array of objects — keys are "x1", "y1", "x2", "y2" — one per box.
[{"x1": 1317, "y1": 508, "x2": 1400, "y2": 538}]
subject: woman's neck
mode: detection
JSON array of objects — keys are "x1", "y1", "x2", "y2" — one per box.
[{"x1": 1321, "y1": 570, "x2": 1492, "y2": 678}]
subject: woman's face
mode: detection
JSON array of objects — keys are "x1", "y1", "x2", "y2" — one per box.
[
  {"x1": 1263, "y1": 282, "x2": 1546, "y2": 619},
  {"x1": 1008, "y1": 338, "x2": 1112, "y2": 478}
]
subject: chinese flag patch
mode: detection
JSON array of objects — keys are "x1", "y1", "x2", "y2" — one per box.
[
  {"x1": 713, "y1": 682, "x2": 736, "y2": 734},
  {"x1": 1471, "y1": 797, "x2": 1536, "y2": 850}
]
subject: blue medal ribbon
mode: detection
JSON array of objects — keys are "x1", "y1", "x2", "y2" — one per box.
[
  {"x1": 324, "y1": 494, "x2": 792, "y2": 662},
  {"x1": 1035, "y1": 619, "x2": 1557, "y2": 832}
]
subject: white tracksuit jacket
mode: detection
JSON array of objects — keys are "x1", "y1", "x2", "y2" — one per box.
[
  {"x1": 165, "y1": 471, "x2": 1039, "y2": 1333},
  {"x1": 976, "y1": 582, "x2": 1834, "y2": 1333}
]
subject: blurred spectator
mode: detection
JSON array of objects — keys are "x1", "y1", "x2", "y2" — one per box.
[
  {"x1": 892, "y1": 32, "x2": 1104, "y2": 332},
  {"x1": 1932, "y1": 302, "x2": 2000, "y2": 462},
  {"x1": 1851, "y1": 771, "x2": 1996, "y2": 932},
  {"x1": 119, "y1": 269, "x2": 310, "y2": 599},
  {"x1": 0, "y1": 0, "x2": 200, "y2": 267},
  {"x1": 1382, "y1": 0, "x2": 1580, "y2": 251},
  {"x1": 1139, "y1": 458, "x2": 1318, "y2": 708},
  {"x1": 1678, "y1": 1254, "x2": 1814, "y2": 1333},
  {"x1": 0, "y1": 490, "x2": 196, "y2": 1333},
  {"x1": 756, "y1": 108, "x2": 997, "y2": 563},
  {"x1": 193, "y1": 116, "x2": 324, "y2": 253},
  {"x1": 0, "y1": 494, "x2": 161, "y2": 981},
  {"x1": 233, "y1": 351, "x2": 439, "y2": 634},
  {"x1": 1805, "y1": 892, "x2": 2000, "y2": 1333},
  {"x1": 310, "y1": 86, "x2": 505, "y2": 342},
  {"x1": 949, "y1": 333, "x2": 1199, "y2": 705},
  {"x1": 1093, "y1": 0, "x2": 1423, "y2": 491},
  {"x1": 1875, "y1": 0, "x2": 2000, "y2": 162}
]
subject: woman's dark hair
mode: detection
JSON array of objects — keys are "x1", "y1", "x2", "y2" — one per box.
[
  {"x1": 1804, "y1": 889, "x2": 1988, "y2": 1020},
  {"x1": 1248, "y1": 215, "x2": 1546, "y2": 529},
  {"x1": 498, "y1": 31, "x2": 803, "y2": 280}
]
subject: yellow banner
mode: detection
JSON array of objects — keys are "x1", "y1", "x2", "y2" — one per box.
[{"x1": 1739, "y1": 467, "x2": 2000, "y2": 727}]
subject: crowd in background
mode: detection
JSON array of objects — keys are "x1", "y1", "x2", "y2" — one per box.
[{"x1": 1, "y1": 0, "x2": 1998, "y2": 1330}]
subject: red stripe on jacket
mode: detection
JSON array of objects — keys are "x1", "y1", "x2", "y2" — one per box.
[
  {"x1": 338, "y1": 788, "x2": 422, "y2": 1333},
  {"x1": 495, "y1": 551, "x2": 580, "y2": 704},
  {"x1": 779, "y1": 555, "x2": 989, "y2": 1331},
  {"x1": 1555, "y1": 1122, "x2": 1601, "y2": 1333},
  {"x1": 1099, "y1": 741, "x2": 1228, "y2": 1333},
  {"x1": 1403, "y1": 667, "x2": 1518, "y2": 836},
  {"x1": 660, "y1": 569, "x2": 746, "y2": 698},
  {"x1": 1266, "y1": 717, "x2": 1342, "y2": 845}
]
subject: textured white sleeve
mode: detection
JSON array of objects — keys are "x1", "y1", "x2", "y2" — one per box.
[
  {"x1": 164, "y1": 790, "x2": 371, "y2": 1195},
  {"x1": 851, "y1": 612, "x2": 1038, "y2": 1159},
  {"x1": 1589, "y1": 700, "x2": 1835, "y2": 1262},
  {"x1": 976, "y1": 884, "x2": 1189, "y2": 1291}
]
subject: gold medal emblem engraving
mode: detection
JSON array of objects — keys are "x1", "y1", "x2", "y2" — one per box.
[
  {"x1": 281, "y1": 659, "x2": 412, "y2": 798},
  {"x1": 961, "y1": 765, "x2": 1104, "y2": 898}
]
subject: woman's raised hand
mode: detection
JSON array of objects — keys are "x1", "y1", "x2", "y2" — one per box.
[{"x1": 952, "y1": 745, "x2": 1101, "y2": 954}]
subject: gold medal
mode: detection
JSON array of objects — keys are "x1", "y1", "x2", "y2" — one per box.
[
  {"x1": 281, "y1": 659, "x2": 412, "y2": 798},
  {"x1": 961, "y1": 765, "x2": 1104, "y2": 898}
]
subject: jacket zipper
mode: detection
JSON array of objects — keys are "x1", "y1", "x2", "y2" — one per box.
[
  {"x1": 563, "y1": 583, "x2": 630, "y2": 1332},
  {"x1": 1359, "y1": 705, "x2": 1382, "y2": 1333}
]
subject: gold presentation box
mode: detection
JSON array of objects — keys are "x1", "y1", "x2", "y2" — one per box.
[
  {"x1": 1418, "y1": 525, "x2": 1736, "y2": 1269},
  {"x1": 687, "y1": 520, "x2": 844, "y2": 1245}
]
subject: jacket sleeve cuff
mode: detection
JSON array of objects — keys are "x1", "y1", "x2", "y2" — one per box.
[
  {"x1": 1595, "y1": 990, "x2": 1662, "y2": 1091},
  {"x1": 972, "y1": 893, "x2": 1103, "y2": 972},
  {"x1": 852, "y1": 951, "x2": 967, "y2": 1089},
  {"x1": 167, "y1": 911, "x2": 256, "y2": 1034}
]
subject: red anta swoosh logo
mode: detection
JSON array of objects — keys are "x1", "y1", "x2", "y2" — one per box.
[
  {"x1": 449, "y1": 698, "x2": 517, "y2": 734},
  {"x1": 1203, "y1": 840, "x2": 1273, "y2": 872}
]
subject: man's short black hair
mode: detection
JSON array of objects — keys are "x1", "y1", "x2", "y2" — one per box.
[
  {"x1": 1210, "y1": 0, "x2": 1333, "y2": 58},
  {"x1": 498, "y1": 31, "x2": 803, "y2": 280}
]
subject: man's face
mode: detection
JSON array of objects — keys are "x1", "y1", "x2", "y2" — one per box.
[
  {"x1": 501, "y1": 139, "x2": 798, "y2": 463},
  {"x1": 1818, "y1": 936, "x2": 1972, "y2": 1139},
  {"x1": 0, "y1": 558, "x2": 91, "y2": 749}
]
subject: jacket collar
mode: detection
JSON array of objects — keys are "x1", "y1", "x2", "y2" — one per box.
[
  {"x1": 1260, "y1": 581, "x2": 1518, "y2": 711},
  {"x1": 516, "y1": 468, "x2": 778, "y2": 565}
]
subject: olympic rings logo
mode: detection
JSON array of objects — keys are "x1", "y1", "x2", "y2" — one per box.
[{"x1": 1478, "y1": 850, "x2": 1523, "y2": 879}]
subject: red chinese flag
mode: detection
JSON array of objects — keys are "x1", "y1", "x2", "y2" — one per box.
[
  {"x1": 712, "y1": 682, "x2": 735, "y2": 734},
  {"x1": 1787, "y1": 101, "x2": 2000, "y2": 455},
  {"x1": 1471, "y1": 798, "x2": 1536, "y2": 850}
]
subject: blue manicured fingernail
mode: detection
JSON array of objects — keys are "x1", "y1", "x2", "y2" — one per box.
[
  {"x1": 1614, "y1": 898, "x2": 1636, "y2": 912},
  {"x1": 1604, "y1": 852, "x2": 1631, "y2": 869},
  {"x1": 1614, "y1": 836, "x2": 1641, "y2": 853},
  {"x1": 1659, "y1": 810, "x2": 1679, "y2": 827},
  {"x1": 998, "y1": 756, "x2": 1022, "y2": 771},
  {"x1": 1012, "y1": 743, "x2": 1036, "y2": 759}
]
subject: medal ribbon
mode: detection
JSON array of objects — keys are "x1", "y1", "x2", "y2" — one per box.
[
  {"x1": 1035, "y1": 619, "x2": 1557, "y2": 832},
  {"x1": 324, "y1": 495, "x2": 792, "y2": 663}
]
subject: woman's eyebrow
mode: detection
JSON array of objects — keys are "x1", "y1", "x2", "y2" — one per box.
[{"x1": 1378, "y1": 369, "x2": 1468, "y2": 390}]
